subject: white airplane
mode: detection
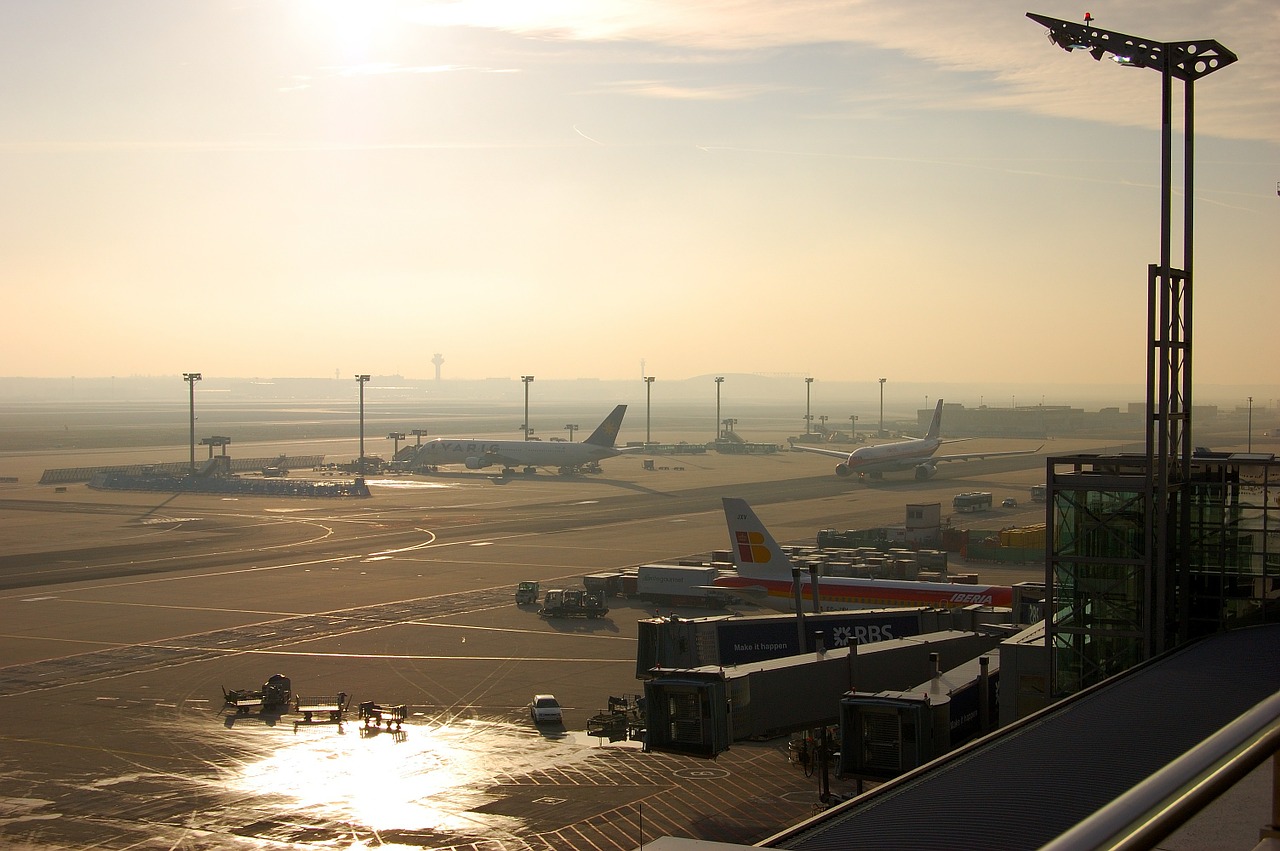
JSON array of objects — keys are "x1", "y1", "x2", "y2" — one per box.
[
  {"x1": 790, "y1": 399, "x2": 1041, "y2": 480},
  {"x1": 415, "y1": 404, "x2": 636, "y2": 476},
  {"x1": 715, "y1": 497, "x2": 1014, "y2": 611}
]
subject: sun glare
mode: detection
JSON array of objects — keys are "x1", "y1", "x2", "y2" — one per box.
[
  {"x1": 405, "y1": 0, "x2": 633, "y2": 38},
  {"x1": 302, "y1": 0, "x2": 407, "y2": 59}
]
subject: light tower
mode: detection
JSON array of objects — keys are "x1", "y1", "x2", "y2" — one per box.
[
  {"x1": 804, "y1": 377, "x2": 814, "y2": 434},
  {"x1": 644, "y1": 376, "x2": 655, "y2": 445},
  {"x1": 521, "y1": 376, "x2": 534, "y2": 440},
  {"x1": 1248, "y1": 397, "x2": 1253, "y2": 452},
  {"x1": 388, "y1": 431, "x2": 405, "y2": 458},
  {"x1": 183, "y1": 373, "x2": 201, "y2": 473},
  {"x1": 1029, "y1": 13, "x2": 1237, "y2": 665},
  {"x1": 564, "y1": 423, "x2": 579, "y2": 442},
  {"x1": 714, "y1": 376, "x2": 724, "y2": 442},
  {"x1": 355, "y1": 374, "x2": 370, "y2": 471},
  {"x1": 878, "y1": 378, "x2": 887, "y2": 437}
]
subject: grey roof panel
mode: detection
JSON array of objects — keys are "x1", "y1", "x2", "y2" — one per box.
[{"x1": 775, "y1": 623, "x2": 1280, "y2": 850}]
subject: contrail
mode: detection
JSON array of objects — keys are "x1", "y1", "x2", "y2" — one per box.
[{"x1": 573, "y1": 124, "x2": 604, "y2": 145}]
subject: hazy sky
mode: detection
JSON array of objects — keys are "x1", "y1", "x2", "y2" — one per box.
[{"x1": 1, "y1": 1, "x2": 1276, "y2": 387}]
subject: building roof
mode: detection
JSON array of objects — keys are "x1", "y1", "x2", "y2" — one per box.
[{"x1": 768, "y1": 623, "x2": 1280, "y2": 850}]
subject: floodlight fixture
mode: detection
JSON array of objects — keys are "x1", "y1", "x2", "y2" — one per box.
[{"x1": 1027, "y1": 13, "x2": 1236, "y2": 82}]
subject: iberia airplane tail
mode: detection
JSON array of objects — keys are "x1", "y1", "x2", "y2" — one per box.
[{"x1": 723, "y1": 497, "x2": 795, "y2": 581}]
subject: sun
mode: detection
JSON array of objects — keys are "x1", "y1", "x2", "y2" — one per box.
[{"x1": 300, "y1": 0, "x2": 407, "y2": 60}]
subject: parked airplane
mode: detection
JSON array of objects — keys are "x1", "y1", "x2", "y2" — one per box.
[
  {"x1": 715, "y1": 497, "x2": 1014, "y2": 611},
  {"x1": 414, "y1": 404, "x2": 634, "y2": 475},
  {"x1": 790, "y1": 399, "x2": 1041, "y2": 480}
]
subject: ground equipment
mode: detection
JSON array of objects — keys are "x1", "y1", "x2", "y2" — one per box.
[
  {"x1": 221, "y1": 673, "x2": 291, "y2": 715},
  {"x1": 359, "y1": 701, "x2": 408, "y2": 730},
  {"x1": 538, "y1": 588, "x2": 608, "y2": 618}
]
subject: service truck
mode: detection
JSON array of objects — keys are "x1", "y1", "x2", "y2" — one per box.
[
  {"x1": 634, "y1": 564, "x2": 721, "y2": 607},
  {"x1": 515, "y1": 581, "x2": 539, "y2": 605}
]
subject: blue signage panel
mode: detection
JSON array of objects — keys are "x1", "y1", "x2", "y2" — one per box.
[{"x1": 716, "y1": 612, "x2": 921, "y2": 666}]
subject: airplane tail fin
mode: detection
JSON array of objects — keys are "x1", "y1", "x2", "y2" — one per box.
[
  {"x1": 723, "y1": 497, "x2": 795, "y2": 580},
  {"x1": 925, "y1": 399, "x2": 945, "y2": 441},
  {"x1": 584, "y1": 405, "x2": 627, "y2": 448}
]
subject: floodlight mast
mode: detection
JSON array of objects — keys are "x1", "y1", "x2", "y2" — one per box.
[
  {"x1": 183, "y1": 373, "x2": 201, "y2": 473},
  {"x1": 1027, "y1": 13, "x2": 1237, "y2": 657}
]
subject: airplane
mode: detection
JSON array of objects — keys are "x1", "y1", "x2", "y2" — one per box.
[
  {"x1": 715, "y1": 497, "x2": 1014, "y2": 611},
  {"x1": 413, "y1": 404, "x2": 636, "y2": 476},
  {"x1": 790, "y1": 399, "x2": 1041, "y2": 480}
]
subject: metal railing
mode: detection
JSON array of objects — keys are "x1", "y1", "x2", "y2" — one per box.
[{"x1": 1042, "y1": 689, "x2": 1280, "y2": 850}]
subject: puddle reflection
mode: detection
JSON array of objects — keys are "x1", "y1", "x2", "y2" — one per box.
[{"x1": 226, "y1": 717, "x2": 631, "y2": 836}]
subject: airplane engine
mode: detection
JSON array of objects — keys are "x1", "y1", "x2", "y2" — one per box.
[
  {"x1": 835, "y1": 464, "x2": 854, "y2": 477},
  {"x1": 464, "y1": 457, "x2": 492, "y2": 470},
  {"x1": 914, "y1": 463, "x2": 938, "y2": 480}
]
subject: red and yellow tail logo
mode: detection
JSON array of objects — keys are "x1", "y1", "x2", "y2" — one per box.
[{"x1": 735, "y1": 530, "x2": 771, "y2": 564}]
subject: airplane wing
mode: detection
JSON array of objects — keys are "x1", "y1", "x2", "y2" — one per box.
[
  {"x1": 929, "y1": 445, "x2": 1044, "y2": 464},
  {"x1": 788, "y1": 443, "x2": 854, "y2": 460},
  {"x1": 472, "y1": 447, "x2": 536, "y2": 468}
]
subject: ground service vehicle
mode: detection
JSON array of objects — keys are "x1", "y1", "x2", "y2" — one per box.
[
  {"x1": 221, "y1": 673, "x2": 291, "y2": 715},
  {"x1": 539, "y1": 589, "x2": 608, "y2": 618},
  {"x1": 953, "y1": 492, "x2": 993, "y2": 512},
  {"x1": 634, "y1": 564, "x2": 721, "y2": 606},
  {"x1": 515, "y1": 581, "x2": 539, "y2": 605},
  {"x1": 530, "y1": 694, "x2": 563, "y2": 724},
  {"x1": 358, "y1": 701, "x2": 407, "y2": 731}
]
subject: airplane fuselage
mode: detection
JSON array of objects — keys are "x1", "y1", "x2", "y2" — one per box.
[
  {"x1": 713, "y1": 573, "x2": 1012, "y2": 612},
  {"x1": 840, "y1": 437, "x2": 941, "y2": 475},
  {"x1": 419, "y1": 438, "x2": 619, "y2": 470},
  {"x1": 720, "y1": 495, "x2": 1016, "y2": 613}
]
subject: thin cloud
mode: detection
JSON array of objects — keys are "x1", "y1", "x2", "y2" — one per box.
[
  {"x1": 598, "y1": 79, "x2": 790, "y2": 101},
  {"x1": 404, "y1": 0, "x2": 1280, "y2": 143},
  {"x1": 323, "y1": 63, "x2": 519, "y2": 77}
]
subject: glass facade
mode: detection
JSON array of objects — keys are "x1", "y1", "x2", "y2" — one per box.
[{"x1": 1047, "y1": 454, "x2": 1279, "y2": 698}]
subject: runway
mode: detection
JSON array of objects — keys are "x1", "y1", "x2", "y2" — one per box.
[{"x1": 0, "y1": 438, "x2": 1055, "y2": 849}]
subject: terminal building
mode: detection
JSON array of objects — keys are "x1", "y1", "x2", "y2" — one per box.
[{"x1": 647, "y1": 449, "x2": 1280, "y2": 849}]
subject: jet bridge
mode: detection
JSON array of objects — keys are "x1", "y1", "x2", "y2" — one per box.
[
  {"x1": 643, "y1": 629, "x2": 1003, "y2": 758},
  {"x1": 838, "y1": 653, "x2": 1000, "y2": 782}
]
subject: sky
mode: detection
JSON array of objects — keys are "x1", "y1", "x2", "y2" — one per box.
[{"x1": 1, "y1": 1, "x2": 1276, "y2": 390}]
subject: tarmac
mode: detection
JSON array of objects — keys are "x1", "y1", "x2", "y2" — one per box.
[{"x1": 0, "y1": 429, "x2": 1058, "y2": 850}]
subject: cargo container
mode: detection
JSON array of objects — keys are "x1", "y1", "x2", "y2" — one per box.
[
  {"x1": 634, "y1": 564, "x2": 720, "y2": 606},
  {"x1": 583, "y1": 572, "x2": 625, "y2": 597}
]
